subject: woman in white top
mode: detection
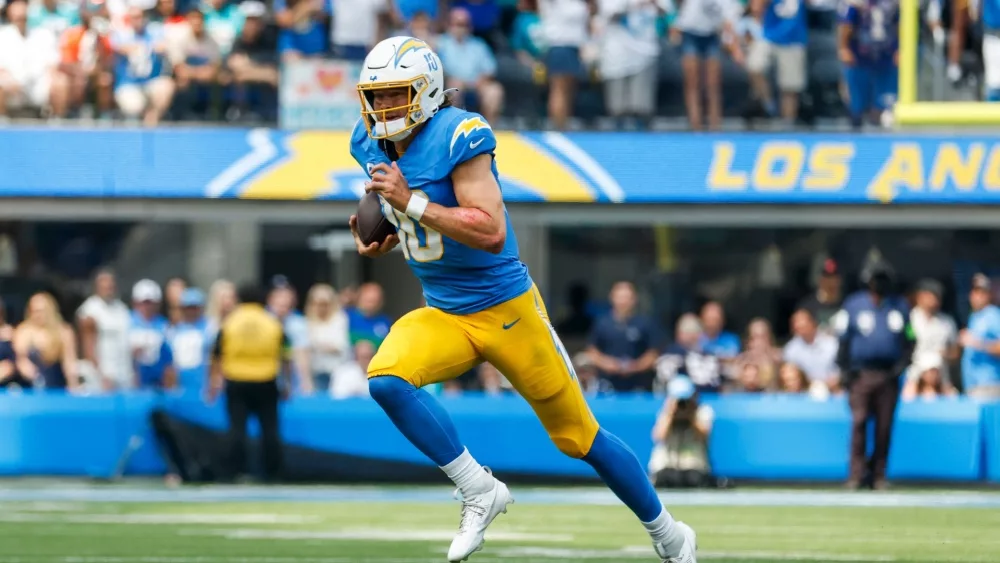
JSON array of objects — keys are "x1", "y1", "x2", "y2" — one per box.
[
  {"x1": 537, "y1": 0, "x2": 594, "y2": 129},
  {"x1": 305, "y1": 283, "x2": 351, "y2": 393},
  {"x1": 668, "y1": 0, "x2": 743, "y2": 129}
]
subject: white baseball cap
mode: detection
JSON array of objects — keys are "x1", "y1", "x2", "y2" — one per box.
[
  {"x1": 239, "y1": 0, "x2": 267, "y2": 18},
  {"x1": 132, "y1": 279, "x2": 162, "y2": 303}
]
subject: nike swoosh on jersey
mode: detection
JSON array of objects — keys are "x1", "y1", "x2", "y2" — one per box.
[
  {"x1": 470, "y1": 139, "x2": 484, "y2": 149},
  {"x1": 502, "y1": 318, "x2": 521, "y2": 330}
]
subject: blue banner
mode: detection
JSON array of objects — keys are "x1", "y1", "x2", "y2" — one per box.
[{"x1": 3, "y1": 127, "x2": 1000, "y2": 203}]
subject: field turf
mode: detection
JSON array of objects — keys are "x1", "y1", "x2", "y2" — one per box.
[{"x1": 1, "y1": 483, "x2": 998, "y2": 563}]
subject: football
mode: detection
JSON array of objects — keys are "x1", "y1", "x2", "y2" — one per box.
[{"x1": 356, "y1": 191, "x2": 397, "y2": 247}]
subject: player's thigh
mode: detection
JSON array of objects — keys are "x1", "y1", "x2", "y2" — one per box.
[
  {"x1": 775, "y1": 45, "x2": 806, "y2": 93},
  {"x1": 367, "y1": 306, "x2": 481, "y2": 388},
  {"x1": 481, "y1": 287, "x2": 599, "y2": 457}
]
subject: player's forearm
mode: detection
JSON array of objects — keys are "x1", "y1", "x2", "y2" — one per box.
[{"x1": 420, "y1": 202, "x2": 506, "y2": 254}]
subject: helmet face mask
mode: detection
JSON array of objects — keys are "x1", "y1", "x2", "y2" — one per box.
[{"x1": 357, "y1": 37, "x2": 443, "y2": 142}]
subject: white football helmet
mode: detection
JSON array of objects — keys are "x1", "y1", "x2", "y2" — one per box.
[{"x1": 357, "y1": 36, "x2": 446, "y2": 142}]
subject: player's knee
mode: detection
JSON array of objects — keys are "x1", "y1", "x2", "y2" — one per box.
[
  {"x1": 367, "y1": 375, "x2": 416, "y2": 407},
  {"x1": 550, "y1": 433, "x2": 593, "y2": 459}
]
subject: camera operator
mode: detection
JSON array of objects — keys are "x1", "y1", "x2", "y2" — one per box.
[{"x1": 648, "y1": 375, "x2": 715, "y2": 488}]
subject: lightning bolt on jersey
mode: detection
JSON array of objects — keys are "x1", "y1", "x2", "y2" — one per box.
[{"x1": 350, "y1": 107, "x2": 532, "y2": 314}]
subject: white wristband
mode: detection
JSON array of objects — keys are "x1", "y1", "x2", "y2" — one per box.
[{"x1": 405, "y1": 193, "x2": 429, "y2": 221}]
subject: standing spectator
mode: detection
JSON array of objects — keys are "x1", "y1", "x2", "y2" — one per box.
[
  {"x1": 173, "y1": 8, "x2": 222, "y2": 119},
  {"x1": 112, "y1": 6, "x2": 176, "y2": 126},
  {"x1": 58, "y1": 0, "x2": 114, "y2": 119},
  {"x1": 587, "y1": 281, "x2": 663, "y2": 392},
  {"x1": 698, "y1": 301, "x2": 740, "y2": 361},
  {"x1": 734, "y1": 317, "x2": 782, "y2": 389},
  {"x1": 406, "y1": 9, "x2": 438, "y2": 46},
  {"x1": 902, "y1": 355, "x2": 957, "y2": 402},
  {"x1": 908, "y1": 278, "x2": 959, "y2": 385},
  {"x1": 657, "y1": 313, "x2": 722, "y2": 393},
  {"x1": 0, "y1": 0, "x2": 68, "y2": 119},
  {"x1": 959, "y1": 273, "x2": 1000, "y2": 400},
  {"x1": 14, "y1": 292, "x2": 79, "y2": 391},
  {"x1": 202, "y1": 0, "x2": 245, "y2": 56},
  {"x1": 436, "y1": 7, "x2": 504, "y2": 123},
  {"x1": 169, "y1": 287, "x2": 213, "y2": 394},
  {"x1": 834, "y1": 262, "x2": 911, "y2": 491},
  {"x1": 226, "y1": 0, "x2": 278, "y2": 120},
  {"x1": 798, "y1": 258, "x2": 843, "y2": 333},
  {"x1": 670, "y1": 0, "x2": 743, "y2": 130},
  {"x1": 330, "y1": 0, "x2": 396, "y2": 61},
  {"x1": 596, "y1": 0, "x2": 666, "y2": 127},
  {"x1": 537, "y1": 0, "x2": 592, "y2": 129},
  {"x1": 205, "y1": 278, "x2": 237, "y2": 338},
  {"x1": 838, "y1": 0, "x2": 899, "y2": 129},
  {"x1": 510, "y1": 0, "x2": 545, "y2": 78},
  {"x1": 346, "y1": 282, "x2": 393, "y2": 348},
  {"x1": 267, "y1": 282, "x2": 312, "y2": 394},
  {"x1": 163, "y1": 276, "x2": 187, "y2": 327},
  {"x1": 77, "y1": 269, "x2": 132, "y2": 391},
  {"x1": 0, "y1": 299, "x2": 24, "y2": 389},
  {"x1": 209, "y1": 284, "x2": 289, "y2": 483},
  {"x1": 746, "y1": 0, "x2": 808, "y2": 123},
  {"x1": 27, "y1": 0, "x2": 79, "y2": 37},
  {"x1": 305, "y1": 283, "x2": 350, "y2": 394},
  {"x1": 129, "y1": 279, "x2": 176, "y2": 389},
  {"x1": 784, "y1": 308, "x2": 840, "y2": 392},
  {"x1": 274, "y1": 0, "x2": 330, "y2": 61},
  {"x1": 331, "y1": 339, "x2": 374, "y2": 398}
]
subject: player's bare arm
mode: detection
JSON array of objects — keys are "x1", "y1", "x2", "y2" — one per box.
[{"x1": 367, "y1": 156, "x2": 506, "y2": 254}]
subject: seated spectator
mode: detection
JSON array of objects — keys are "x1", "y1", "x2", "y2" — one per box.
[
  {"x1": 173, "y1": 8, "x2": 223, "y2": 119},
  {"x1": 27, "y1": 0, "x2": 80, "y2": 37},
  {"x1": 699, "y1": 301, "x2": 740, "y2": 367},
  {"x1": 436, "y1": 7, "x2": 503, "y2": 124},
  {"x1": 733, "y1": 361, "x2": 765, "y2": 393},
  {"x1": 226, "y1": 0, "x2": 278, "y2": 120},
  {"x1": 478, "y1": 361, "x2": 514, "y2": 396},
  {"x1": 453, "y1": 0, "x2": 501, "y2": 45},
  {"x1": 202, "y1": 0, "x2": 245, "y2": 56},
  {"x1": 112, "y1": 6, "x2": 175, "y2": 125},
  {"x1": 346, "y1": 282, "x2": 393, "y2": 348},
  {"x1": 909, "y1": 278, "x2": 958, "y2": 386},
  {"x1": 169, "y1": 287, "x2": 213, "y2": 393},
  {"x1": 510, "y1": 0, "x2": 545, "y2": 81},
  {"x1": 129, "y1": 279, "x2": 176, "y2": 389},
  {"x1": 13, "y1": 292, "x2": 79, "y2": 391},
  {"x1": 274, "y1": 0, "x2": 330, "y2": 61},
  {"x1": 331, "y1": 340, "x2": 374, "y2": 398},
  {"x1": 783, "y1": 308, "x2": 840, "y2": 392},
  {"x1": 902, "y1": 355, "x2": 957, "y2": 402},
  {"x1": 305, "y1": 283, "x2": 350, "y2": 394},
  {"x1": 657, "y1": 313, "x2": 722, "y2": 393},
  {"x1": 587, "y1": 281, "x2": 662, "y2": 392},
  {"x1": 734, "y1": 318, "x2": 782, "y2": 389},
  {"x1": 59, "y1": 0, "x2": 114, "y2": 119},
  {"x1": 147, "y1": 0, "x2": 190, "y2": 66},
  {"x1": 649, "y1": 375, "x2": 715, "y2": 488},
  {"x1": 330, "y1": 0, "x2": 396, "y2": 61},
  {"x1": 0, "y1": 299, "x2": 25, "y2": 389},
  {"x1": 596, "y1": 0, "x2": 665, "y2": 127},
  {"x1": 0, "y1": 0, "x2": 68, "y2": 118},
  {"x1": 406, "y1": 9, "x2": 437, "y2": 47},
  {"x1": 572, "y1": 351, "x2": 610, "y2": 396},
  {"x1": 960, "y1": 274, "x2": 1000, "y2": 400},
  {"x1": 776, "y1": 361, "x2": 809, "y2": 394}
]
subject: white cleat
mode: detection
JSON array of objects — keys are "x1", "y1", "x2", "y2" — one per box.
[
  {"x1": 655, "y1": 521, "x2": 698, "y2": 563},
  {"x1": 446, "y1": 471, "x2": 514, "y2": 562}
]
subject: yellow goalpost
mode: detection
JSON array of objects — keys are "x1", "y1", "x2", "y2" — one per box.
[{"x1": 894, "y1": 0, "x2": 1000, "y2": 125}]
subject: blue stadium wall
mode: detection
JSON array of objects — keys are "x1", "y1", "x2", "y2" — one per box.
[
  {"x1": 1, "y1": 127, "x2": 1000, "y2": 203},
  {"x1": 2, "y1": 392, "x2": 999, "y2": 483}
]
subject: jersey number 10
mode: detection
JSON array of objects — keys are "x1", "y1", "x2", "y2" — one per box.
[{"x1": 381, "y1": 190, "x2": 445, "y2": 262}]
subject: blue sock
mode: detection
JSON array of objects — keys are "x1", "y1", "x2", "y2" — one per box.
[
  {"x1": 582, "y1": 428, "x2": 663, "y2": 523},
  {"x1": 368, "y1": 375, "x2": 465, "y2": 466},
  {"x1": 988, "y1": 89, "x2": 1000, "y2": 102}
]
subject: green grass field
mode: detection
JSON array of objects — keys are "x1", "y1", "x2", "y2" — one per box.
[{"x1": 2, "y1": 486, "x2": 999, "y2": 563}]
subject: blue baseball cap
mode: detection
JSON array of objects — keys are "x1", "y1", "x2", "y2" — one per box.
[
  {"x1": 668, "y1": 376, "x2": 696, "y2": 400},
  {"x1": 180, "y1": 288, "x2": 205, "y2": 308}
]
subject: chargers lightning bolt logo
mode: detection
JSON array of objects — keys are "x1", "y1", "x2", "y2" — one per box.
[
  {"x1": 394, "y1": 38, "x2": 429, "y2": 68},
  {"x1": 449, "y1": 117, "x2": 491, "y2": 156}
]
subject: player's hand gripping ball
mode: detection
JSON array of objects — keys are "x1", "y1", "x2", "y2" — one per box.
[
  {"x1": 366, "y1": 161, "x2": 412, "y2": 211},
  {"x1": 350, "y1": 192, "x2": 399, "y2": 258}
]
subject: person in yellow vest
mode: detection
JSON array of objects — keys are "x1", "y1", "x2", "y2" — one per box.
[{"x1": 208, "y1": 284, "x2": 290, "y2": 483}]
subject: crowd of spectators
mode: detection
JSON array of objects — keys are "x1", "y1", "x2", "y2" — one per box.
[{"x1": 6, "y1": 0, "x2": 987, "y2": 129}]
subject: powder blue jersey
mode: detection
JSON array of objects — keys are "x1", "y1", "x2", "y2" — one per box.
[
  {"x1": 129, "y1": 312, "x2": 173, "y2": 387},
  {"x1": 350, "y1": 107, "x2": 532, "y2": 314},
  {"x1": 169, "y1": 317, "x2": 213, "y2": 393},
  {"x1": 763, "y1": 0, "x2": 808, "y2": 45}
]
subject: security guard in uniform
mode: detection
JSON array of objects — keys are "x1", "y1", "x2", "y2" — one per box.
[
  {"x1": 209, "y1": 284, "x2": 290, "y2": 483},
  {"x1": 834, "y1": 262, "x2": 913, "y2": 491}
]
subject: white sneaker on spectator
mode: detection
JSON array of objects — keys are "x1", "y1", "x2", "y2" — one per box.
[
  {"x1": 655, "y1": 521, "x2": 697, "y2": 563},
  {"x1": 447, "y1": 471, "x2": 513, "y2": 562}
]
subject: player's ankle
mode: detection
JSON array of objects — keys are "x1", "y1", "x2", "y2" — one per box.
[
  {"x1": 643, "y1": 509, "x2": 683, "y2": 555},
  {"x1": 441, "y1": 448, "x2": 494, "y2": 496}
]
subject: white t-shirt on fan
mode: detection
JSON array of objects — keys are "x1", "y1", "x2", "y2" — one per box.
[
  {"x1": 77, "y1": 295, "x2": 133, "y2": 389},
  {"x1": 331, "y1": 0, "x2": 387, "y2": 47},
  {"x1": 538, "y1": 0, "x2": 591, "y2": 47},
  {"x1": 596, "y1": 0, "x2": 665, "y2": 79}
]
